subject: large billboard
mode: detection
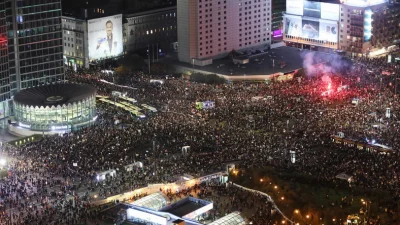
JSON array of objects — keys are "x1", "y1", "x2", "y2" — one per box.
[
  {"x1": 286, "y1": 0, "x2": 339, "y2": 21},
  {"x1": 88, "y1": 14, "x2": 123, "y2": 61},
  {"x1": 321, "y1": 3, "x2": 340, "y2": 21},
  {"x1": 286, "y1": 0, "x2": 304, "y2": 16},
  {"x1": 302, "y1": 19, "x2": 319, "y2": 39},
  {"x1": 319, "y1": 20, "x2": 338, "y2": 42},
  {"x1": 284, "y1": 16, "x2": 302, "y2": 37},
  {"x1": 284, "y1": 16, "x2": 338, "y2": 43},
  {"x1": 303, "y1": 1, "x2": 321, "y2": 18}
]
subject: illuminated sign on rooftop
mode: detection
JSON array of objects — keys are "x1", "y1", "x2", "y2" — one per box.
[{"x1": 340, "y1": 0, "x2": 388, "y2": 7}]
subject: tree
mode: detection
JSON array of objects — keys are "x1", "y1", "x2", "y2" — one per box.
[
  {"x1": 114, "y1": 65, "x2": 129, "y2": 75},
  {"x1": 117, "y1": 54, "x2": 145, "y2": 71}
]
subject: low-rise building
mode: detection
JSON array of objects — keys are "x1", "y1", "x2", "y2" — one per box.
[
  {"x1": 124, "y1": 6, "x2": 177, "y2": 54},
  {"x1": 62, "y1": 16, "x2": 89, "y2": 68}
]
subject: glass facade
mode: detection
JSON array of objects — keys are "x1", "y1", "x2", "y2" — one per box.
[
  {"x1": 271, "y1": 0, "x2": 285, "y2": 41},
  {"x1": 131, "y1": 192, "x2": 168, "y2": 211},
  {"x1": 5, "y1": 0, "x2": 64, "y2": 95},
  {"x1": 14, "y1": 94, "x2": 96, "y2": 131},
  {"x1": 208, "y1": 212, "x2": 245, "y2": 225},
  {"x1": 0, "y1": 0, "x2": 10, "y2": 103}
]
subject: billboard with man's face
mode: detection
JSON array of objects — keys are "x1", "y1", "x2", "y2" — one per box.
[{"x1": 88, "y1": 14, "x2": 123, "y2": 61}]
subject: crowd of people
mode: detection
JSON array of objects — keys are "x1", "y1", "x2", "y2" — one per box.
[{"x1": 0, "y1": 53, "x2": 399, "y2": 225}]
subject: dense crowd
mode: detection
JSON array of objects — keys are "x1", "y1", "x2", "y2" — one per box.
[{"x1": 0, "y1": 53, "x2": 399, "y2": 225}]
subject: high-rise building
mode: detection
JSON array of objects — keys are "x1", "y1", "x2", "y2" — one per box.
[
  {"x1": 177, "y1": 0, "x2": 272, "y2": 65},
  {"x1": 271, "y1": 0, "x2": 285, "y2": 41},
  {"x1": 0, "y1": 0, "x2": 11, "y2": 122},
  {"x1": 5, "y1": 0, "x2": 64, "y2": 93}
]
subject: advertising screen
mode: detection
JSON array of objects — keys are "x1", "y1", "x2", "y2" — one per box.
[
  {"x1": 364, "y1": 8, "x2": 372, "y2": 42},
  {"x1": 319, "y1": 20, "x2": 338, "y2": 42},
  {"x1": 284, "y1": 16, "x2": 302, "y2": 37},
  {"x1": 302, "y1": 19, "x2": 319, "y2": 39},
  {"x1": 321, "y1": 3, "x2": 340, "y2": 21},
  {"x1": 286, "y1": 0, "x2": 304, "y2": 16},
  {"x1": 303, "y1": 1, "x2": 321, "y2": 18},
  {"x1": 88, "y1": 14, "x2": 123, "y2": 61}
]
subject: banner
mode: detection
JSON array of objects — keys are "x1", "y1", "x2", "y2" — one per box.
[
  {"x1": 302, "y1": 19, "x2": 319, "y2": 39},
  {"x1": 284, "y1": 16, "x2": 302, "y2": 37},
  {"x1": 319, "y1": 20, "x2": 338, "y2": 42},
  {"x1": 88, "y1": 14, "x2": 123, "y2": 61},
  {"x1": 286, "y1": 0, "x2": 304, "y2": 15}
]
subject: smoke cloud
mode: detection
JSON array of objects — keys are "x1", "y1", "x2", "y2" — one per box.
[{"x1": 300, "y1": 51, "x2": 351, "y2": 78}]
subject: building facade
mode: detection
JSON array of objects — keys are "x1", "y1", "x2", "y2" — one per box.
[
  {"x1": 271, "y1": 0, "x2": 285, "y2": 41},
  {"x1": 62, "y1": 16, "x2": 89, "y2": 68},
  {"x1": 0, "y1": 0, "x2": 10, "y2": 122},
  {"x1": 339, "y1": 2, "x2": 400, "y2": 57},
  {"x1": 5, "y1": 0, "x2": 64, "y2": 92},
  {"x1": 177, "y1": 0, "x2": 272, "y2": 64},
  {"x1": 124, "y1": 6, "x2": 177, "y2": 54},
  {"x1": 283, "y1": 0, "x2": 340, "y2": 53},
  {"x1": 282, "y1": 0, "x2": 399, "y2": 57}
]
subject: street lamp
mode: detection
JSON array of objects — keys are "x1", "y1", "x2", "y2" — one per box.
[
  {"x1": 192, "y1": 58, "x2": 195, "y2": 73},
  {"x1": 361, "y1": 199, "x2": 371, "y2": 225}
]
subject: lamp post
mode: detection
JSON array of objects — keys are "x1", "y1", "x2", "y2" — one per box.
[
  {"x1": 192, "y1": 58, "x2": 195, "y2": 73},
  {"x1": 361, "y1": 199, "x2": 371, "y2": 225}
]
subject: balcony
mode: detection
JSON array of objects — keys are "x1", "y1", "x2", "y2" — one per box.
[{"x1": 350, "y1": 32, "x2": 363, "y2": 38}]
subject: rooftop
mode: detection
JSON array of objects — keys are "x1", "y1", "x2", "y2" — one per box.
[
  {"x1": 130, "y1": 192, "x2": 168, "y2": 211},
  {"x1": 125, "y1": 6, "x2": 177, "y2": 18},
  {"x1": 208, "y1": 212, "x2": 246, "y2": 225},
  {"x1": 161, "y1": 197, "x2": 211, "y2": 217},
  {"x1": 13, "y1": 83, "x2": 96, "y2": 108}
]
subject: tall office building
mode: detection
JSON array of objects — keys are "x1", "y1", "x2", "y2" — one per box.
[
  {"x1": 0, "y1": 0, "x2": 10, "y2": 122},
  {"x1": 177, "y1": 0, "x2": 272, "y2": 65},
  {"x1": 5, "y1": 0, "x2": 64, "y2": 94},
  {"x1": 271, "y1": 0, "x2": 285, "y2": 41}
]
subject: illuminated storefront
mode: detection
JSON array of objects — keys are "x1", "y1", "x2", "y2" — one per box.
[{"x1": 11, "y1": 83, "x2": 97, "y2": 135}]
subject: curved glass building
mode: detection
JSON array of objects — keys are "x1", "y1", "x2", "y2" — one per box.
[{"x1": 12, "y1": 83, "x2": 96, "y2": 134}]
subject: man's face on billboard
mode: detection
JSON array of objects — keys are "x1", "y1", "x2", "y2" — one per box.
[{"x1": 106, "y1": 22, "x2": 113, "y2": 37}]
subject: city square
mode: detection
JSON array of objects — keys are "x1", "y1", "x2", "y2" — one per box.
[{"x1": 0, "y1": 0, "x2": 399, "y2": 225}]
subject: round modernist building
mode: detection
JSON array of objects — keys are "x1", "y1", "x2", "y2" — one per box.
[{"x1": 10, "y1": 83, "x2": 97, "y2": 136}]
